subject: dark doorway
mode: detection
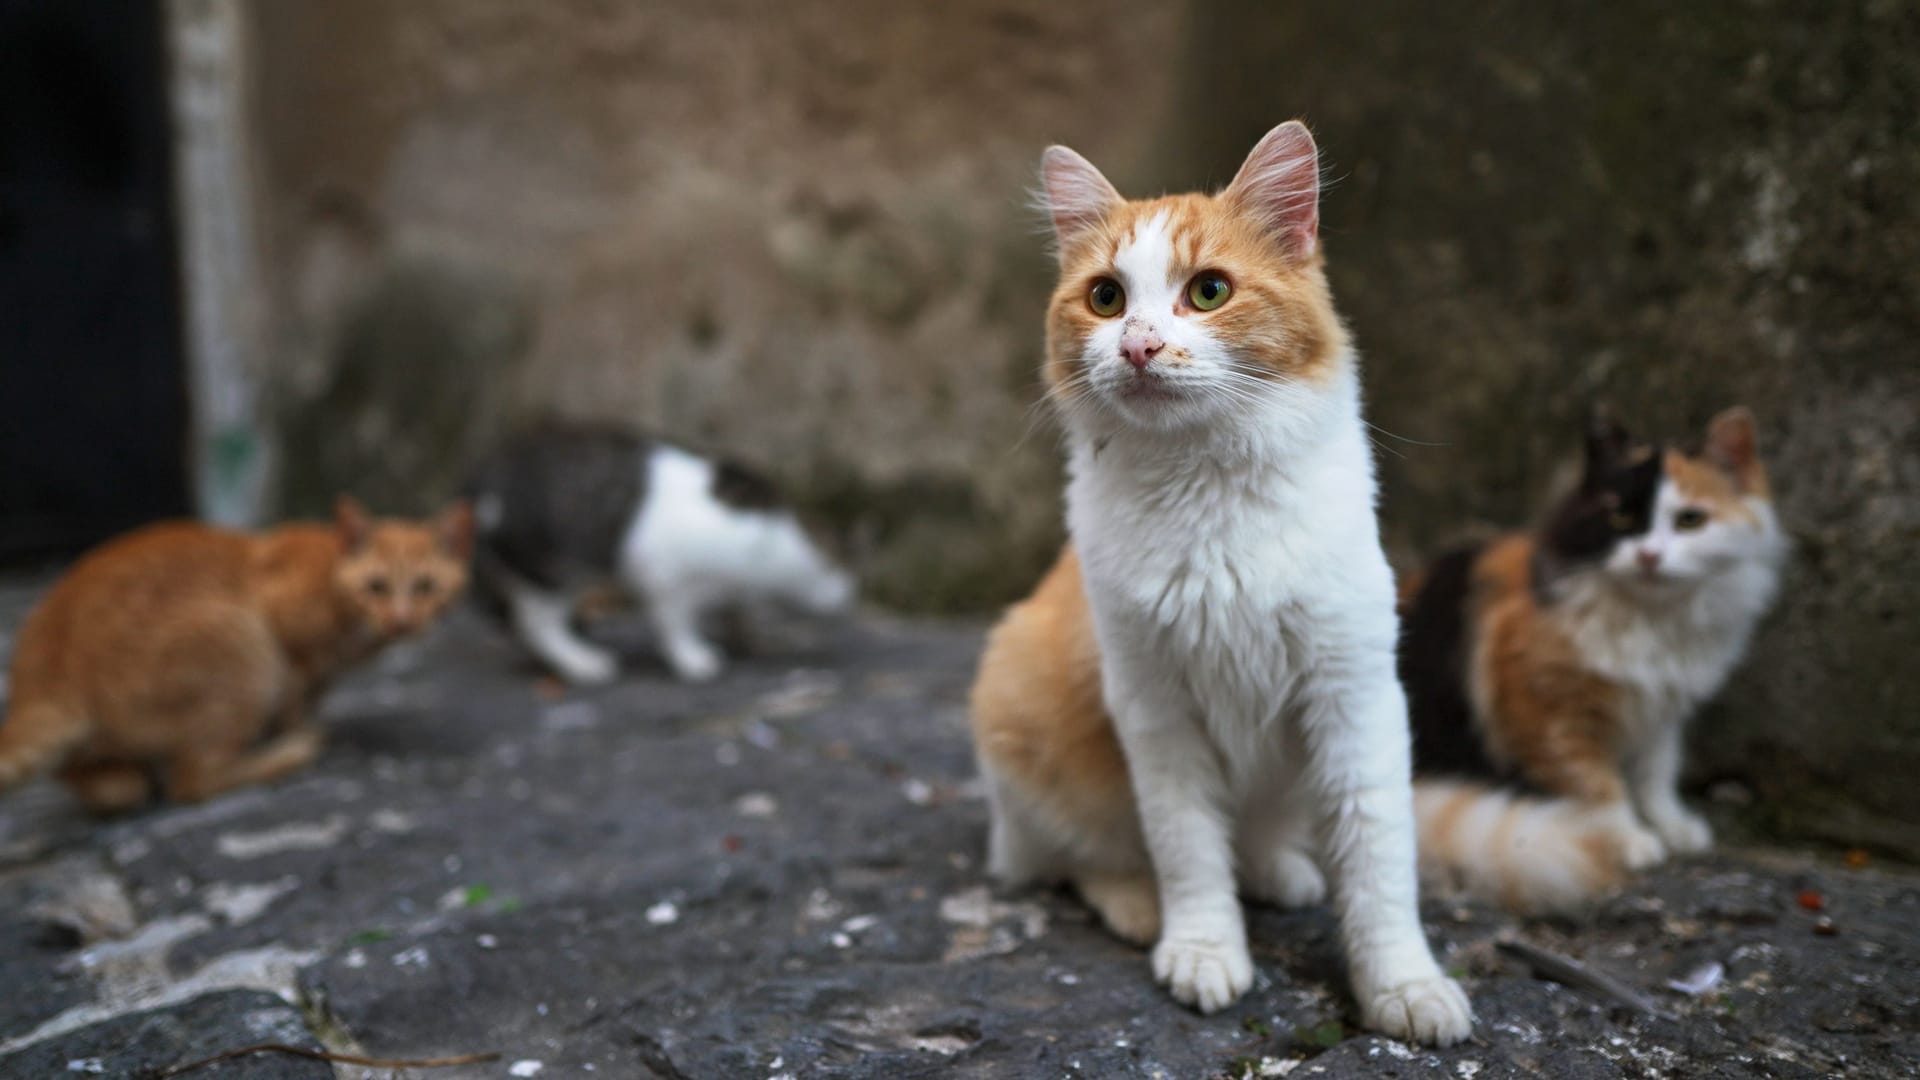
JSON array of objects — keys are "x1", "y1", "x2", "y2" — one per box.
[{"x1": 0, "y1": 0, "x2": 190, "y2": 562}]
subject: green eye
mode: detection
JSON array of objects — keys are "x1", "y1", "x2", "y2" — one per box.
[
  {"x1": 1088, "y1": 278, "x2": 1125, "y2": 317},
  {"x1": 1187, "y1": 273, "x2": 1232, "y2": 311},
  {"x1": 1674, "y1": 507, "x2": 1710, "y2": 531}
]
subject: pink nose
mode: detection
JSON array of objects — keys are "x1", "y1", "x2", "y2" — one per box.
[
  {"x1": 1120, "y1": 331, "x2": 1164, "y2": 371},
  {"x1": 1636, "y1": 549, "x2": 1661, "y2": 571}
]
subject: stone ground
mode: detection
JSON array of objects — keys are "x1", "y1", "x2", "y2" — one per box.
[{"x1": 0, "y1": 588, "x2": 1914, "y2": 1079}]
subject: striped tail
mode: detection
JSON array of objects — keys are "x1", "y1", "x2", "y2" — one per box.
[
  {"x1": 0, "y1": 700, "x2": 88, "y2": 791},
  {"x1": 1414, "y1": 779, "x2": 1629, "y2": 915}
]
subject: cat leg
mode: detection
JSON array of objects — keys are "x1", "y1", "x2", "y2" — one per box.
[
  {"x1": 1627, "y1": 722, "x2": 1712, "y2": 855},
  {"x1": 1107, "y1": 665, "x2": 1252, "y2": 1015},
  {"x1": 59, "y1": 760, "x2": 154, "y2": 814},
  {"x1": 506, "y1": 579, "x2": 618, "y2": 685},
  {"x1": 1237, "y1": 787, "x2": 1327, "y2": 909},
  {"x1": 644, "y1": 584, "x2": 724, "y2": 683},
  {"x1": 168, "y1": 727, "x2": 324, "y2": 803},
  {"x1": 1303, "y1": 678, "x2": 1472, "y2": 1046},
  {"x1": 1076, "y1": 872, "x2": 1162, "y2": 946}
]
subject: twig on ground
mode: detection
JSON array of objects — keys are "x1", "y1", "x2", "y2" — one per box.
[
  {"x1": 145, "y1": 1042, "x2": 499, "y2": 1078},
  {"x1": 1496, "y1": 939, "x2": 1675, "y2": 1019}
]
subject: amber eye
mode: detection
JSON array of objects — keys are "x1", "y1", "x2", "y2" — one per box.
[
  {"x1": 1608, "y1": 511, "x2": 1634, "y2": 532},
  {"x1": 1187, "y1": 272, "x2": 1232, "y2": 311},
  {"x1": 412, "y1": 577, "x2": 437, "y2": 597},
  {"x1": 366, "y1": 576, "x2": 391, "y2": 597},
  {"x1": 1674, "y1": 507, "x2": 1710, "y2": 531},
  {"x1": 1088, "y1": 278, "x2": 1125, "y2": 317}
]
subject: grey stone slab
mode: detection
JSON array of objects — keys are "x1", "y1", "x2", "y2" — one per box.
[{"x1": 0, "y1": 989, "x2": 329, "y2": 1079}]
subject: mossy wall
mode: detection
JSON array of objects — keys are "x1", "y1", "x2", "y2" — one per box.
[{"x1": 1150, "y1": 2, "x2": 1918, "y2": 849}]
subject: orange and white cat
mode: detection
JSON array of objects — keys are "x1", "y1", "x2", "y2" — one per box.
[
  {"x1": 0, "y1": 498, "x2": 472, "y2": 809},
  {"x1": 970, "y1": 122, "x2": 1472, "y2": 1044},
  {"x1": 1401, "y1": 408, "x2": 1786, "y2": 912}
]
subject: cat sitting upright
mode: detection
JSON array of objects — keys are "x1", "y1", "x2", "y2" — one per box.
[
  {"x1": 0, "y1": 498, "x2": 472, "y2": 809},
  {"x1": 466, "y1": 427, "x2": 855, "y2": 684},
  {"x1": 1400, "y1": 407, "x2": 1787, "y2": 913},
  {"x1": 969, "y1": 122, "x2": 1472, "y2": 1044}
]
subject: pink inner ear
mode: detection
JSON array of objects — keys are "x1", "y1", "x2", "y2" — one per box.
[
  {"x1": 1709, "y1": 410, "x2": 1758, "y2": 471},
  {"x1": 1041, "y1": 145, "x2": 1121, "y2": 254},
  {"x1": 1225, "y1": 122, "x2": 1321, "y2": 256},
  {"x1": 334, "y1": 496, "x2": 371, "y2": 550}
]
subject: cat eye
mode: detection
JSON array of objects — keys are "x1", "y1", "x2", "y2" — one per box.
[
  {"x1": 366, "y1": 576, "x2": 391, "y2": 596},
  {"x1": 412, "y1": 578, "x2": 437, "y2": 597},
  {"x1": 1608, "y1": 511, "x2": 1635, "y2": 532},
  {"x1": 1088, "y1": 278, "x2": 1125, "y2": 317},
  {"x1": 1187, "y1": 272, "x2": 1232, "y2": 311},
  {"x1": 1674, "y1": 507, "x2": 1710, "y2": 531}
]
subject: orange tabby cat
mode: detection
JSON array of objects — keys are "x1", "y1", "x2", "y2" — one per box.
[{"x1": 0, "y1": 498, "x2": 473, "y2": 810}]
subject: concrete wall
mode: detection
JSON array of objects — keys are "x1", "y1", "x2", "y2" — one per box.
[
  {"x1": 238, "y1": 3, "x2": 1917, "y2": 845},
  {"x1": 246, "y1": 0, "x2": 1184, "y2": 609}
]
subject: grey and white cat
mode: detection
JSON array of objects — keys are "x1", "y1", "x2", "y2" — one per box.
[{"x1": 467, "y1": 428, "x2": 855, "y2": 684}]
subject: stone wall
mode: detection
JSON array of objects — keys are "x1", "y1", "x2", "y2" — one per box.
[{"x1": 242, "y1": 3, "x2": 1917, "y2": 842}]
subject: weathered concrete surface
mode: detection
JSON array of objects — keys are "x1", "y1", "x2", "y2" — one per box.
[
  {"x1": 0, "y1": 592, "x2": 1915, "y2": 1078},
  {"x1": 0, "y1": 990, "x2": 330, "y2": 1079},
  {"x1": 1149, "y1": 0, "x2": 1920, "y2": 862}
]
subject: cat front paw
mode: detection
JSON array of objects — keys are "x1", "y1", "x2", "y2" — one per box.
[
  {"x1": 1651, "y1": 808, "x2": 1713, "y2": 855},
  {"x1": 1359, "y1": 975, "x2": 1473, "y2": 1047},
  {"x1": 1617, "y1": 822, "x2": 1669, "y2": 870},
  {"x1": 665, "y1": 643, "x2": 723, "y2": 683},
  {"x1": 556, "y1": 648, "x2": 619, "y2": 686},
  {"x1": 1151, "y1": 934, "x2": 1254, "y2": 1014}
]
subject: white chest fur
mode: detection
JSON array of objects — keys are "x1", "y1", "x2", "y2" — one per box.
[
  {"x1": 1555, "y1": 544, "x2": 1783, "y2": 730},
  {"x1": 1065, "y1": 369, "x2": 1401, "y2": 749}
]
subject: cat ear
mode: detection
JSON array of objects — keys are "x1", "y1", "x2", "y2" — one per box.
[
  {"x1": 334, "y1": 495, "x2": 371, "y2": 551},
  {"x1": 1706, "y1": 406, "x2": 1765, "y2": 492},
  {"x1": 1581, "y1": 405, "x2": 1632, "y2": 488},
  {"x1": 1039, "y1": 145, "x2": 1121, "y2": 258},
  {"x1": 1224, "y1": 120, "x2": 1321, "y2": 258},
  {"x1": 436, "y1": 500, "x2": 476, "y2": 561}
]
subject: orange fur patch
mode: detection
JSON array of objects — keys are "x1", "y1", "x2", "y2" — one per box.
[
  {"x1": 1467, "y1": 536, "x2": 1630, "y2": 805},
  {"x1": 969, "y1": 546, "x2": 1138, "y2": 853},
  {"x1": 1664, "y1": 449, "x2": 1764, "y2": 524}
]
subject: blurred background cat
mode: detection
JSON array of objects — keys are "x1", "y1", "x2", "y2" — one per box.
[
  {"x1": 1400, "y1": 408, "x2": 1786, "y2": 912},
  {"x1": 466, "y1": 428, "x2": 855, "y2": 684},
  {"x1": 0, "y1": 499, "x2": 472, "y2": 810}
]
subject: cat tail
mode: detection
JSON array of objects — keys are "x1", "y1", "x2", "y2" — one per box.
[
  {"x1": 0, "y1": 698, "x2": 88, "y2": 791},
  {"x1": 1413, "y1": 779, "x2": 1628, "y2": 915}
]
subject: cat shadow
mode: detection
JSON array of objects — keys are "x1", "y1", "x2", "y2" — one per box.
[{"x1": 320, "y1": 702, "x2": 491, "y2": 760}]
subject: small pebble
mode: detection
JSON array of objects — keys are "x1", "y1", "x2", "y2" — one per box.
[
  {"x1": 1813, "y1": 916, "x2": 1839, "y2": 936},
  {"x1": 646, "y1": 900, "x2": 681, "y2": 926}
]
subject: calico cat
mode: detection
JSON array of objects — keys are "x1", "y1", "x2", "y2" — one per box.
[
  {"x1": 1400, "y1": 407, "x2": 1786, "y2": 913},
  {"x1": 969, "y1": 122, "x2": 1472, "y2": 1044},
  {"x1": 0, "y1": 498, "x2": 473, "y2": 809},
  {"x1": 466, "y1": 428, "x2": 855, "y2": 684}
]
